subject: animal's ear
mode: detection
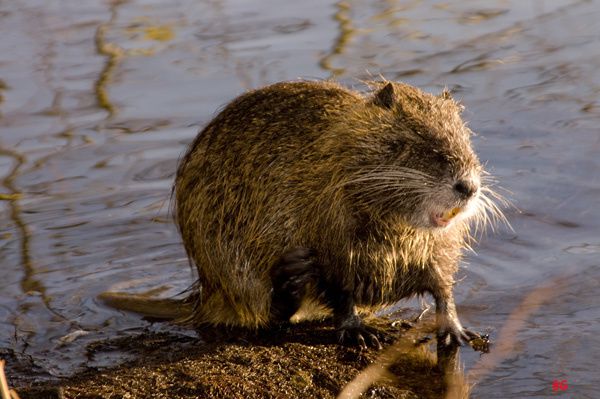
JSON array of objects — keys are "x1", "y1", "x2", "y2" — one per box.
[
  {"x1": 439, "y1": 88, "x2": 453, "y2": 100},
  {"x1": 439, "y1": 88, "x2": 465, "y2": 113},
  {"x1": 373, "y1": 82, "x2": 395, "y2": 109}
]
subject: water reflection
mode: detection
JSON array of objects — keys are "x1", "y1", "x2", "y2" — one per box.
[
  {"x1": 319, "y1": 1, "x2": 354, "y2": 77},
  {"x1": 93, "y1": 0, "x2": 124, "y2": 117},
  {"x1": 0, "y1": 149, "x2": 30, "y2": 289}
]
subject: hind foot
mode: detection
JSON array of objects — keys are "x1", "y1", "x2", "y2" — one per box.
[{"x1": 270, "y1": 247, "x2": 319, "y2": 322}]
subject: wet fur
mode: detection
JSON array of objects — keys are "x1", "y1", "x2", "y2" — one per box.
[{"x1": 173, "y1": 80, "x2": 503, "y2": 336}]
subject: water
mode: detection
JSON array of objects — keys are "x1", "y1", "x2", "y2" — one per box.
[{"x1": 1, "y1": 0, "x2": 599, "y2": 397}]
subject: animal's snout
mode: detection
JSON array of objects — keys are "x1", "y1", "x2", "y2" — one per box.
[{"x1": 453, "y1": 178, "x2": 479, "y2": 199}]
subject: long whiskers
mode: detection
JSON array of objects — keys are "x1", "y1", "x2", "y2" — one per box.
[
  {"x1": 343, "y1": 165, "x2": 510, "y2": 238},
  {"x1": 338, "y1": 166, "x2": 441, "y2": 218},
  {"x1": 469, "y1": 184, "x2": 511, "y2": 239}
]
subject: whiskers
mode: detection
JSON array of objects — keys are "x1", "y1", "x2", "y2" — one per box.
[
  {"x1": 469, "y1": 173, "x2": 512, "y2": 239},
  {"x1": 340, "y1": 165, "x2": 511, "y2": 240},
  {"x1": 341, "y1": 165, "x2": 439, "y2": 214}
]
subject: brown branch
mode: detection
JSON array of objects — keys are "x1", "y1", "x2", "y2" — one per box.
[{"x1": 0, "y1": 360, "x2": 20, "y2": 399}]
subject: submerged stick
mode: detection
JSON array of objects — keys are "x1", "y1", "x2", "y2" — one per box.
[{"x1": 0, "y1": 360, "x2": 20, "y2": 399}]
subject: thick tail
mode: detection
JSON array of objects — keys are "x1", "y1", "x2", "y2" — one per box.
[{"x1": 98, "y1": 292, "x2": 194, "y2": 320}]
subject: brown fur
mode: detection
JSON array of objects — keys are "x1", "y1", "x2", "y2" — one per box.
[{"x1": 171, "y1": 80, "x2": 501, "y2": 341}]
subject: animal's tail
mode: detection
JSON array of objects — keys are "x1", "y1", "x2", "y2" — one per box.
[{"x1": 98, "y1": 291, "x2": 194, "y2": 320}]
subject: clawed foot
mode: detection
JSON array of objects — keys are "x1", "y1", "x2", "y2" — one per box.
[
  {"x1": 438, "y1": 324, "x2": 479, "y2": 346},
  {"x1": 437, "y1": 322, "x2": 489, "y2": 352},
  {"x1": 336, "y1": 317, "x2": 391, "y2": 350},
  {"x1": 437, "y1": 312, "x2": 478, "y2": 345}
]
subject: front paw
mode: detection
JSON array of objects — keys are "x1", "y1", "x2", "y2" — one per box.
[{"x1": 437, "y1": 317, "x2": 480, "y2": 347}]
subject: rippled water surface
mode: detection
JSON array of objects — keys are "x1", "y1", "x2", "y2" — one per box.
[{"x1": 1, "y1": 1, "x2": 599, "y2": 397}]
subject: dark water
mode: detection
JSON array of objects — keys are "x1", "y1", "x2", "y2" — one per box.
[{"x1": 1, "y1": 0, "x2": 599, "y2": 397}]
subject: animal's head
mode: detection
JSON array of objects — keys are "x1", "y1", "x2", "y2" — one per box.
[{"x1": 344, "y1": 81, "x2": 504, "y2": 233}]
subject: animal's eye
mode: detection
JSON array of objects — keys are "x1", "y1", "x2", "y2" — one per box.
[
  {"x1": 387, "y1": 140, "x2": 405, "y2": 154},
  {"x1": 433, "y1": 151, "x2": 449, "y2": 165}
]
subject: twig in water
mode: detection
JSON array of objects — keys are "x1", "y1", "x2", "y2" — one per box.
[{"x1": 0, "y1": 360, "x2": 20, "y2": 399}]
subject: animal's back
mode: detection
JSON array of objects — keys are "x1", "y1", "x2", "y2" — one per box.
[{"x1": 175, "y1": 81, "x2": 363, "y2": 327}]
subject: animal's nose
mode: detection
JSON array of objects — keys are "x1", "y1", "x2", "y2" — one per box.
[{"x1": 453, "y1": 179, "x2": 478, "y2": 199}]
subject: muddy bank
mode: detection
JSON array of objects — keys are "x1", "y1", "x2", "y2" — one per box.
[{"x1": 14, "y1": 318, "x2": 470, "y2": 399}]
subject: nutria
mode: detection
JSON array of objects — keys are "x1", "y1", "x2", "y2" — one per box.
[{"x1": 101, "y1": 80, "x2": 502, "y2": 348}]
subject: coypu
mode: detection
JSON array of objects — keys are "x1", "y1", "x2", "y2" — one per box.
[{"x1": 101, "y1": 80, "x2": 502, "y2": 348}]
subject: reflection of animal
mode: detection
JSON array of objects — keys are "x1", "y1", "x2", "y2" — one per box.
[{"x1": 101, "y1": 80, "x2": 502, "y2": 347}]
